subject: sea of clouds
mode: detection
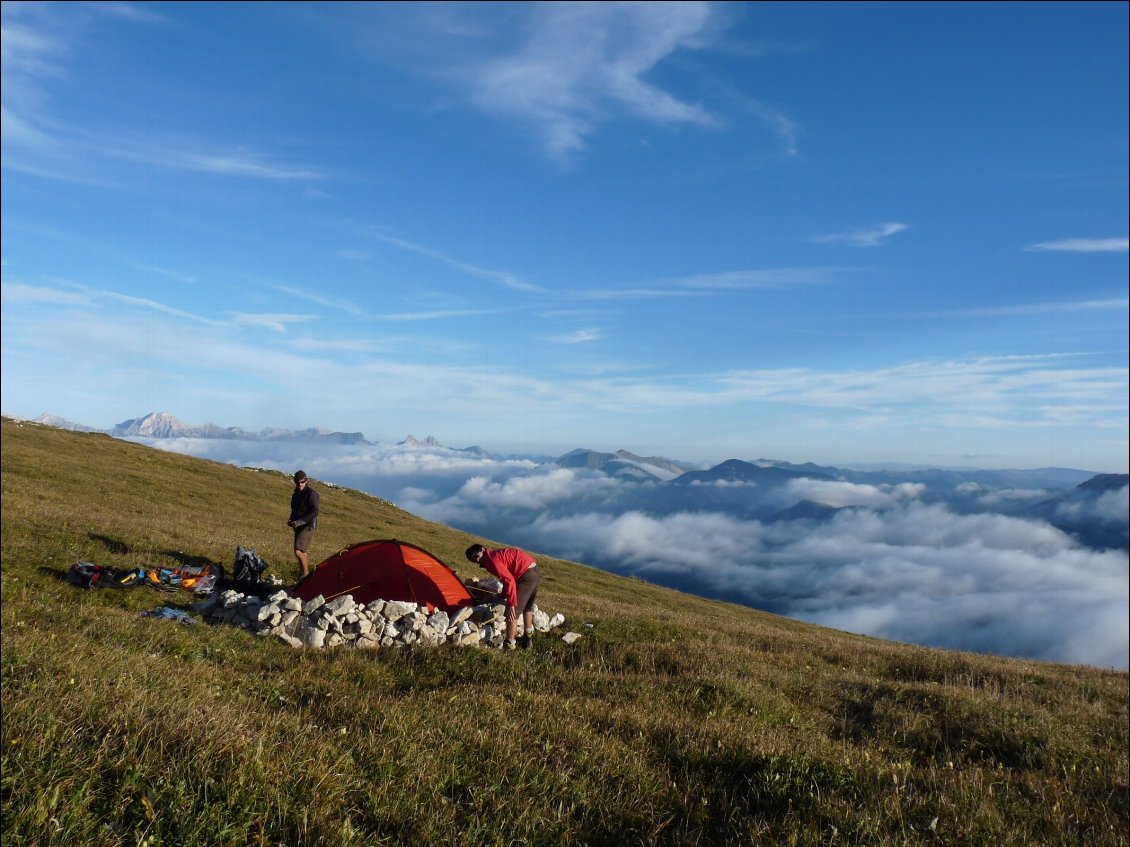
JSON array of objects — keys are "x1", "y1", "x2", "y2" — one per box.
[{"x1": 129, "y1": 437, "x2": 1129, "y2": 670}]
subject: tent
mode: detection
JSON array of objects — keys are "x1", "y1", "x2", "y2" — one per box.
[{"x1": 292, "y1": 539, "x2": 474, "y2": 612}]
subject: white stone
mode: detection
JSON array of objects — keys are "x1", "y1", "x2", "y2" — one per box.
[
  {"x1": 275, "y1": 632, "x2": 303, "y2": 648},
  {"x1": 450, "y1": 606, "x2": 474, "y2": 626},
  {"x1": 384, "y1": 600, "x2": 417, "y2": 619},
  {"x1": 301, "y1": 595, "x2": 325, "y2": 615},
  {"x1": 355, "y1": 634, "x2": 381, "y2": 650},
  {"x1": 324, "y1": 595, "x2": 355, "y2": 616},
  {"x1": 365, "y1": 599, "x2": 386, "y2": 616}
]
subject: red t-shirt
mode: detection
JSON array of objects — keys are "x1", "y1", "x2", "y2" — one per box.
[{"x1": 480, "y1": 547, "x2": 536, "y2": 606}]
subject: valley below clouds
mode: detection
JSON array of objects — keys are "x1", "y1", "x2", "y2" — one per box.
[{"x1": 128, "y1": 435, "x2": 1129, "y2": 670}]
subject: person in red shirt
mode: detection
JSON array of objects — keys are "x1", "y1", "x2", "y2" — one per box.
[{"x1": 466, "y1": 544, "x2": 542, "y2": 649}]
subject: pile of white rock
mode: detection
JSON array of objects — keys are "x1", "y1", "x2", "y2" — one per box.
[{"x1": 192, "y1": 589, "x2": 583, "y2": 649}]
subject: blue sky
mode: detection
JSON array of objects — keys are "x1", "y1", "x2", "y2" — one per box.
[{"x1": 2, "y1": 1, "x2": 1127, "y2": 470}]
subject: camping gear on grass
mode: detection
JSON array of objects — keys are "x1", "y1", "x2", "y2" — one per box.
[
  {"x1": 232, "y1": 546, "x2": 269, "y2": 589},
  {"x1": 67, "y1": 561, "x2": 219, "y2": 594},
  {"x1": 68, "y1": 561, "x2": 130, "y2": 589},
  {"x1": 145, "y1": 564, "x2": 221, "y2": 594},
  {"x1": 140, "y1": 606, "x2": 197, "y2": 625},
  {"x1": 292, "y1": 539, "x2": 475, "y2": 613}
]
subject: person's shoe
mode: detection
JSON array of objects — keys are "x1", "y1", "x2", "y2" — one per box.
[
  {"x1": 503, "y1": 639, "x2": 517, "y2": 651},
  {"x1": 519, "y1": 635, "x2": 532, "y2": 650}
]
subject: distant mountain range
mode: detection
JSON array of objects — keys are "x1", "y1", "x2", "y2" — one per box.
[
  {"x1": 17, "y1": 411, "x2": 509, "y2": 457},
  {"x1": 14, "y1": 410, "x2": 1127, "y2": 551},
  {"x1": 108, "y1": 411, "x2": 371, "y2": 444},
  {"x1": 554, "y1": 446, "x2": 1111, "y2": 496},
  {"x1": 18, "y1": 411, "x2": 1116, "y2": 487},
  {"x1": 22, "y1": 411, "x2": 411, "y2": 447},
  {"x1": 555, "y1": 448, "x2": 695, "y2": 481}
]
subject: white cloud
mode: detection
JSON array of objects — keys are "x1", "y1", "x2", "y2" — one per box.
[
  {"x1": 379, "y1": 307, "x2": 506, "y2": 322},
  {"x1": 229, "y1": 313, "x2": 315, "y2": 333},
  {"x1": 975, "y1": 488, "x2": 1049, "y2": 507},
  {"x1": 470, "y1": 2, "x2": 719, "y2": 157},
  {"x1": 170, "y1": 150, "x2": 319, "y2": 180},
  {"x1": 1056, "y1": 486, "x2": 1129, "y2": 525},
  {"x1": 133, "y1": 263, "x2": 197, "y2": 285},
  {"x1": 546, "y1": 329, "x2": 600, "y2": 345},
  {"x1": 1026, "y1": 238, "x2": 1129, "y2": 253},
  {"x1": 813, "y1": 222, "x2": 909, "y2": 247},
  {"x1": 527, "y1": 501, "x2": 1128, "y2": 668},
  {"x1": 335, "y1": 249, "x2": 371, "y2": 262},
  {"x1": 927, "y1": 297, "x2": 1129, "y2": 318},
  {"x1": 779, "y1": 478, "x2": 925, "y2": 509},
  {"x1": 670, "y1": 267, "x2": 835, "y2": 290},
  {"x1": 265, "y1": 284, "x2": 366, "y2": 317},
  {"x1": 0, "y1": 3, "x2": 319, "y2": 183},
  {"x1": 716, "y1": 355, "x2": 1129, "y2": 425},
  {"x1": 1, "y1": 281, "x2": 90, "y2": 306},
  {"x1": 454, "y1": 467, "x2": 621, "y2": 510},
  {"x1": 372, "y1": 232, "x2": 545, "y2": 294},
  {"x1": 4, "y1": 279, "x2": 1127, "y2": 457},
  {"x1": 558, "y1": 267, "x2": 836, "y2": 303}
]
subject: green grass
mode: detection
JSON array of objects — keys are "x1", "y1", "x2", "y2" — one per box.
[{"x1": 2, "y1": 416, "x2": 1127, "y2": 846}]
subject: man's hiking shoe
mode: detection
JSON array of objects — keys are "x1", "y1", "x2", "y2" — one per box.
[
  {"x1": 519, "y1": 635, "x2": 532, "y2": 650},
  {"x1": 503, "y1": 639, "x2": 517, "y2": 651}
]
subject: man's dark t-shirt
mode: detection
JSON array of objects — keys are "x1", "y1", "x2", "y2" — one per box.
[{"x1": 290, "y1": 486, "x2": 320, "y2": 529}]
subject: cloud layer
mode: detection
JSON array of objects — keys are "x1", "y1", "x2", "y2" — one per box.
[{"x1": 469, "y1": 2, "x2": 719, "y2": 157}]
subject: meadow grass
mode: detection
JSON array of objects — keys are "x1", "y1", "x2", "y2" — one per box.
[{"x1": 2, "y1": 417, "x2": 1127, "y2": 846}]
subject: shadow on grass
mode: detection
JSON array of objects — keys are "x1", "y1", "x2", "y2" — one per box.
[
  {"x1": 39, "y1": 565, "x2": 73, "y2": 584},
  {"x1": 645, "y1": 746, "x2": 853, "y2": 842},
  {"x1": 161, "y1": 549, "x2": 216, "y2": 570},
  {"x1": 88, "y1": 533, "x2": 131, "y2": 555}
]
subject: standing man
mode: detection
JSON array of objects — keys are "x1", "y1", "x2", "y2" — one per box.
[
  {"x1": 465, "y1": 543, "x2": 541, "y2": 650},
  {"x1": 288, "y1": 470, "x2": 320, "y2": 578}
]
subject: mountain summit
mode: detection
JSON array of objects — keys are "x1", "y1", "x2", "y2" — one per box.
[{"x1": 108, "y1": 412, "x2": 368, "y2": 444}]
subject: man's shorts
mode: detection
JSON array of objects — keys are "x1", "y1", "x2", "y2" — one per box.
[
  {"x1": 515, "y1": 565, "x2": 542, "y2": 615},
  {"x1": 294, "y1": 526, "x2": 316, "y2": 553}
]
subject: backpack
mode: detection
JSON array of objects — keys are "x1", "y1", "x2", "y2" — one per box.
[
  {"x1": 68, "y1": 561, "x2": 132, "y2": 589},
  {"x1": 232, "y1": 546, "x2": 269, "y2": 588},
  {"x1": 68, "y1": 561, "x2": 107, "y2": 589}
]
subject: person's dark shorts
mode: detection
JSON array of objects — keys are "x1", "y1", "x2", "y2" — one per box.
[
  {"x1": 515, "y1": 565, "x2": 541, "y2": 614},
  {"x1": 294, "y1": 526, "x2": 315, "y2": 553}
]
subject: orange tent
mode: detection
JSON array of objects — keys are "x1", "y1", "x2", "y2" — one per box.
[{"x1": 292, "y1": 539, "x2": 474, "y2": 612}]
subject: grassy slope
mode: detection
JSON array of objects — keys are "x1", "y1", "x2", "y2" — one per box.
[{"x1": 1, "y1": 417, "x2": 1126, "y2": 847}]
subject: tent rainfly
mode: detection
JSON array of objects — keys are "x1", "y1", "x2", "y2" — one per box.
[{"x1": 291, "y1": 539, "x2": 474, "y2": 613}]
